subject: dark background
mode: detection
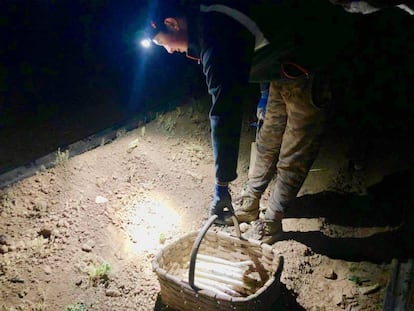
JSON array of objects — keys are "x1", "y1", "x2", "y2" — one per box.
[
  {"x1": 0, "y1": 0, "x2": 208, "y2": 174},
  {"x1": 1, "y1": 0, "x2": 414, "y2": 176}
]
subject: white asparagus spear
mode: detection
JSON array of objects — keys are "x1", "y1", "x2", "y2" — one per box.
[
  {"x1": 197, "y1": 254, "x2": 254, "y2": 267},
  {"x1": 182, "y1": 272, "x2": 257, "y2": 297},
  {"x1": 196, "y1": 276, "x2": 248, "y2": 296},
  {"x1": 194, "y1": 270, "x2": 250, "y2": 288},
  {"x1": 194, "y1": 277, "x2": 242, "y2": 297},
  {"x1": 193, "y1": 281, "x2": 233, "y2": 298},
  {"x1": 195, "y1": 270, "x2": 262, "y2": 293},
  {"x1": 183, "y1": 273, "x2": 238, "y2": 297},
  {"x1": 195, "y1": 260, "x2": 247, "y2": 276},
  {"x1": 195, "y1": 264, "x2": 245, "y2": 281}
]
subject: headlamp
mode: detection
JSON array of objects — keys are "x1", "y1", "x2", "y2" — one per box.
[
  {"x1": 139, "y1": 1, "x2": 182, "y2": 50},
  {"x1": 138, "y1": 20, "x2": 159, "y2": 49},
  {"x1": 140, "y1": 38, "x2": 152, "y2": 48}
]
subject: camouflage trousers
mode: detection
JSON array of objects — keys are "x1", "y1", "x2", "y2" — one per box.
[{"x1": 246, "y1": 75, "x2": 327, "y2": 215}]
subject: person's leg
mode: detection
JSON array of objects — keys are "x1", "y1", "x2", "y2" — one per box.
[
  {"x1": 234, "y1": 80, "x2": 287, "y2": 222},
  {"x1": 266, "y1": 75, "x2": 324, "y2": 220},
  {"x1": 246, "y1": 75, "x2": 326, "y2": 243}
]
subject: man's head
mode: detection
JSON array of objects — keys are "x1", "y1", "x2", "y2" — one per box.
[{"x1": 146, "y1": 3, "x2": 189, "y2": 54}]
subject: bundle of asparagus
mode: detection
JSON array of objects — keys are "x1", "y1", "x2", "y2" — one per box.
[{"x1": 184, "y1": 254, "x2": 265, "y2": 298}]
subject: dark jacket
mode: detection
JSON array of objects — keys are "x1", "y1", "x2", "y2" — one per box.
[
  {"x1": 248, "y1": 0, "x2": 361, "y2": 81},
  {"x1": 186, "y1": 1, "x2": 360, "y2": 183}
]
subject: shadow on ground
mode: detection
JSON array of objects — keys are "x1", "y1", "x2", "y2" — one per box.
[{"x1": 282, "y1": 167, "x2": 414, "y2": 263}]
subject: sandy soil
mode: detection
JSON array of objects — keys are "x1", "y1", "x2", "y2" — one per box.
[{"x1": 0, "y1": 99, "x2": 413, "y2": 311}]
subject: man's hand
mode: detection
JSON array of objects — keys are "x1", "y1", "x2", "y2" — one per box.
[
  {"x1": 257, "y1": 88, "x2": 269, "y2": 121},
  {"x1": 209, "y1": 184, "x2": 233, "y2": 224},
  {"x1": 257, "y1": 97, "x2": 267, "y2": 121}
]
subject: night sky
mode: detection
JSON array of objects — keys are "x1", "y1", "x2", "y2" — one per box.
[
  {"x1": 0, "y1": 0, "x2": 202, "y2": 127},
  {"x1": 0, "y1": 0, "x2": 206, "y2": 173}
]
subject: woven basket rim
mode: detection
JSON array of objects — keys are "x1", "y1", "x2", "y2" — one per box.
[{"x1": 152, "y1": 229, "x2": 280, "y2": 303}]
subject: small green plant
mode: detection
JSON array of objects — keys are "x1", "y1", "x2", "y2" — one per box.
[
  {"x1": 165, "y1": 115, "x2": 176, "y2": 131},
  {"x1": 159, "y1": 232, "x2": 167, "y2": 244},
  {"x1": 156, "y1": 113, "x2": 176, "y2": 132},
  {"x1": 0, "y1": 189, "x2": 14, "y2": 210},
  {"x1": 54, "y1": 148, "x2": 69, "y2": 165},
  {"x1": 32, "y1": 301, "x2": 45, "y2": 311},
  {"x1": 88, "y1": 261, "x2": 111, "y2": 284},
  {"x1": 33, "y1": 236, "x2": 51, "y2": 258},
  {"x1": 65, "y1": 302, "x2": 89, "y2": 311},
  {"x1": 348, "y1": 274, "x2": 363, "y2": 285},
  {"x1": 176, "y1": 106, "x2": 184, "y2": 116}
]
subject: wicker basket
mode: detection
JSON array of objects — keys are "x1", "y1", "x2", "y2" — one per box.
[{"x1": 152, "y1": 215, "x2": 283, "y2": 311}]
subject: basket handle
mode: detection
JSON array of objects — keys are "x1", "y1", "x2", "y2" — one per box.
[{"x1": 189, "y1": 214, "x2": 241, "y2": 290}]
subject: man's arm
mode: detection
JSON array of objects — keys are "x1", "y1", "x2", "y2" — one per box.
[{"x1": 200, "y1": 13, "x2": 255, "y2": 183}]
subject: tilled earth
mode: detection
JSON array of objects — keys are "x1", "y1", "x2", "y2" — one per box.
[{"x1": 0, "y1": 103, "x2": 412, "y2": 310}]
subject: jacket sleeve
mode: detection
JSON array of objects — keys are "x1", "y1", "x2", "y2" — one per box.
[{"x1": 200, "y1": 13, "x2": 255, "y2": 183}]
